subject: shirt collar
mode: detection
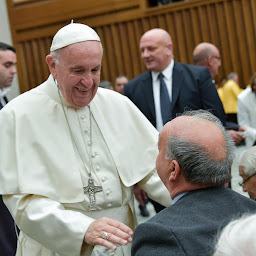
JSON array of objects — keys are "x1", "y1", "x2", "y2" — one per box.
[
  {"x1": 172, "y1": 191, "x2": 187, "y2": 204},
  {"x1": 0, "y1": 88, "x2": 10, "y2": 98},
  {"x1": 151, "y1": 58, "x2": 174, "y2": 83}
]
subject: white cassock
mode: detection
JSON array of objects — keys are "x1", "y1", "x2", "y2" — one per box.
[
  {"x1": 238, "y1": 87, "x2": 256, "y2": 147},
  {"x1": 0, "y1": 75, "x2": 172, "y2": 256}
]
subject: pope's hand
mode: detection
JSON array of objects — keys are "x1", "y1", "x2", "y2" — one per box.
[{"x1": 84, "y1": 217, "x2": 133, "y2": 250}]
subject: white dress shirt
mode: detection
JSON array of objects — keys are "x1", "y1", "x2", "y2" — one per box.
[{"x1": 152, "y1": 60, "x2": 174, "y2": 131}]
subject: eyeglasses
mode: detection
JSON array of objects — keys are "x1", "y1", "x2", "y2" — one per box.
[
  {"x1": 212, "y1": 56, "x2": 222, "y2": 61},
  {"x1": 238, "y1": 172, "x2": 256, "y2": 187}
]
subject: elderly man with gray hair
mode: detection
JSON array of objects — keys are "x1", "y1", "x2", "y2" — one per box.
[
  {"x1": 132, "y1": 110, "x2": 256, "y2": 256},
  {"x1": 238, "y1": 146, "x2": 256, "y2": 200}
]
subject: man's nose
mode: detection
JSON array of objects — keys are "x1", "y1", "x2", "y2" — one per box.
[
  {"x1": 142, "y1": 49, "x2": 149, "y2": 58},
  {"x1": 10, "y1": 65, "x2": 17, "y2": 74},
  {"x1": 81, "y1": 74, "x2": 93, "y2": 87},
  {"x1": 243, "y1": 185, "x2": 247, "y2": 192}
]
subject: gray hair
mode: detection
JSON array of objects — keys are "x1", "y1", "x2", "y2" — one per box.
[
  {"x1": 227, "y1": 72, "x2": 238, "y2": 80},
  {"x1": 213, "y1": 214, "x2": 256, "y2": 256},
  {"x1": 166, "y1": 110, "x2": 235, "y2": 186},
  {"x1": 192, "y1": 46, "x2": 213, "y2": 65},
  {"x1": 49, "y1": 41, "x2": 103, "y2": 65},
  {"x1": 50, "y1": 49, "x2": 62, "y2": 65},
  {"x1": 238, "y1": 146, "x2": 256, "y2": 176}
]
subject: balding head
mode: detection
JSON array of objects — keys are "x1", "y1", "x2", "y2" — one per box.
[
  {"x1": 141, "y1": 28, "x2": 172, "y2": 45},
  {"x1": 160, "y1": 110, "x2": 235, "y2": 187},
  {"x1": 193, "y1": 42, "x2": 221, "y2": 78},
  {"x1": 165, "y1": 115, "x2": 226, "y2": 161},
  {"x1": 140, "y1": 28, "x2": 173, "y2": 72}
]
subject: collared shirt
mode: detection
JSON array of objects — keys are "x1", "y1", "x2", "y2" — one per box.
[
  {"x1": 172, "y1": 192, "x2": 188, "y2": 204},
  {"x1": 152, "y1": 59, "x2": 174, "y2": 131}
]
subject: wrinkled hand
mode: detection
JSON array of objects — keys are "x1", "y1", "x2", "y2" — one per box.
[
  {"x1": 134, "y1": 184, "x2": 148, "y2": 206},
  {"x1": 84, "y1": 217, "x2": 133, "y2": 251},
  {"x1": 227, "y1": 130, "x2": 244, "y2": 145}
]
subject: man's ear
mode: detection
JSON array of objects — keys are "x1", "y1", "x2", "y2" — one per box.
[
  {"x1": 167, "y1": 43, "x2": 173, "y2": 56},
  {"x1": 46, "y1": 55, "x2": 57, "y2": 79},
  {"x1": 168, "y1": 160, "x2": 180, "y2": 182},
  {"x1": 207, "y1": 55, "x2": 213, "y2": 67}
]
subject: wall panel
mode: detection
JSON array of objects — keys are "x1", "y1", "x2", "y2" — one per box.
[{"x1": 6, "y1": 0, "x2": 256, "y2": 92}]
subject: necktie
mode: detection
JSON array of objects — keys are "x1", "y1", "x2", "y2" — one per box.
[{"x1": 158, "y1": 73, "x2": 172, "y2": 124}]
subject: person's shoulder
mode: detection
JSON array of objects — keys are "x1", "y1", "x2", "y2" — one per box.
[
  {"x1": 95, "y1": 87, "x2": 135, "y2": 106},
  {"x1": 238, "y1": 87, "x2": 251, "y2": 99},
  {"x1": 125, "y1": 71, "x2": 150, "y2": 87},
  {"x1": 174, "y1": 61, "x2": 208, "y2": 73},
  {"x1": 3, "y1": 84, "x2": 42, "y2": 111},
  {"x1": 96, "y1": 87, "x2": 127, "y2": 100},
  {"x1": 174, "y1": 61, "x2": 210, "y2": 80},
  {"x1": 217, "y1": 186, "x2": 256, "y2": 207}
]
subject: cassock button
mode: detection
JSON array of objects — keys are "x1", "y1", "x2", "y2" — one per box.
[
  {"x1": 107, "y1": 203, "x2": 112, "y2": 208},
  {"x1": 101, "y1": 177, "x2": 106, "y2": 182},
  {"x1": 96, "y1": 166, "x2": 100, "y2": 171},
  {"x1": 88, "y1": 141, "x2": 92, "y2": 146},
  {"x1": 84, "y1": 128, "x2": 89, "y2": 133},
  {"x1": 92, "y1": 153, "x2": 96, "y2": 158},
  {"x1": 81, "y1": 115, "x2": 85, "y2": 120},
  {"x1": 106, "y1": 190, "x2": 110, "y2": 195}
]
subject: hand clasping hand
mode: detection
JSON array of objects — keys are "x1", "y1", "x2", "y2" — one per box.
[{"x1": 84, "y1": 217, "x2": 133, "y2": 251}]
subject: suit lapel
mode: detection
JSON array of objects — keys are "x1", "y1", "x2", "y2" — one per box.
[
  {"x1": 142, "y1": 71, "x2": 156, "y2": 121},
  {"x1": 172, "y1": 62, "x2": 184, "y2": 114}
]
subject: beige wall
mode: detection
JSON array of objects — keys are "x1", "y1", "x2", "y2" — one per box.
[{"x1": 0, "y1": 0, "x2": 20, "y2": 100}]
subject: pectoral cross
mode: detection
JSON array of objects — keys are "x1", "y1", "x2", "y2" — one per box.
[{"x1": 83, "y1": 177, "x2": 103, "y2": 211}]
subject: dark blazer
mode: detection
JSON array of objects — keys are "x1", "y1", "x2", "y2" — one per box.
[
  {"x1": 132, "y1": 187, "x2": 256, "y2": 256},
  {"x1": 124, "y1": 61, "x2": 226, "y2": 126},
  {"x1": 0, "y1": 196, "x2": 17, "y2": 255}
]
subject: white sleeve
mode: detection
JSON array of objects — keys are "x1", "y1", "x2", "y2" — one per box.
[
  {"x1": 3, "y1": 194, "x2": 94, "y2": 256},
  {"x1": 138, "y1": 170, "x2": 172, "y2": 207},
  {"x1": 238, "y1": 98, "x2": 256, "y2": 139}
]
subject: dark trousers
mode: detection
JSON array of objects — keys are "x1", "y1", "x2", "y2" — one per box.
[
  {"x1": 0, "y1": 196, "x2": 17, "y2": 255},
  {"x1": 149, "y1": 198, "x2": 165, "y2": 213}
]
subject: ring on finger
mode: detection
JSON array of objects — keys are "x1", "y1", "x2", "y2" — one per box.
[{"x1": 102, "y1": 231, "x2": 108, "y2": 239}]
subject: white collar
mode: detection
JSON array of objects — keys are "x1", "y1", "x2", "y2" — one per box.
[
  {"x1": 151, "y1": 59, "x2": 174, "y2": 82},
  {"x1": 0, "y1": 88, "x2": 10, "y2": 98}
]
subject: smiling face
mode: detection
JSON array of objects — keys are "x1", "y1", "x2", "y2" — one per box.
[
  {"x1": 140, "y1": 29, "x2": 173, "y2": 72},
  {"x1": 47, "y1": 41, "x2": 102, "y2": 108},
  {"x1": 0, "y1": 49, "x2": 17, "y2": 89}
]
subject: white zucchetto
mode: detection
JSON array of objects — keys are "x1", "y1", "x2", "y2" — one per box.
[{"x1": 50, "y1": 20, "x2": 101, "y2": 52}]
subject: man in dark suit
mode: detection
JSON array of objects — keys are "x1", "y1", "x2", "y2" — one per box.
[
  {"x1": 0, "y1": 42, "x2": 17, "y2": 110},
  {"x1": 124, "y1": 28, "x2": 226, "y2": 213},
  {"x1": 0, "y1": 42, "x2": 17, "y2": 255},
  {"x1": 192, "y1": 42, "x2": 245, "y2": 145},
  {"x1": 132, "y1": 110, "x2": 256, "y2": 256}
]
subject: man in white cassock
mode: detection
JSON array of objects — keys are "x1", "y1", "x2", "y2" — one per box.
[{"x1": 0, "y1": 22, "x2": 172, "y2": 256}]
